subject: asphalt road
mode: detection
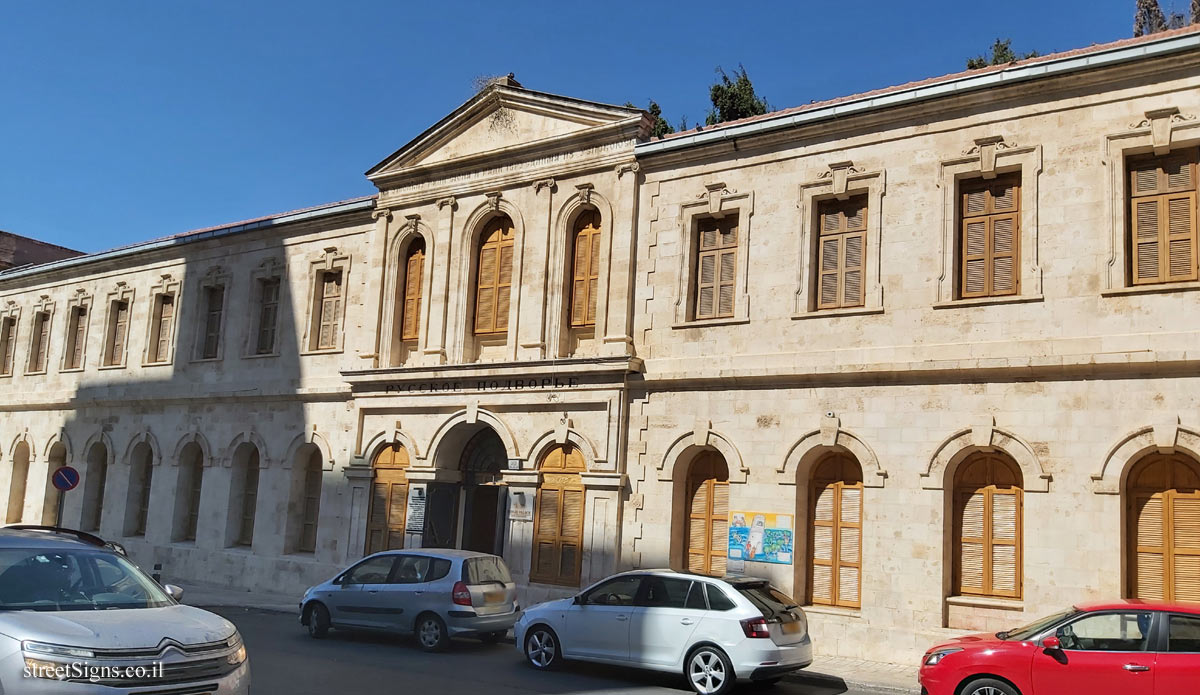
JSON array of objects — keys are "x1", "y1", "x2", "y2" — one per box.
[{"x1": 210, "y1": 606, "x2": 878, "y2": 695}]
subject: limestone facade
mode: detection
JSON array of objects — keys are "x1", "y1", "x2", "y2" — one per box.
[{"x1": 3, "y1": 31, "x2": 1200, "y2": 661}]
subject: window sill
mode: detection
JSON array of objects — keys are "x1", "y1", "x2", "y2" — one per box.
[
  {"x1": 190, "y1": 356, "x2": 223, "y2": 364},
  {"x1": 60, "y1": 367, "x2": 84, "y2": 374},
  {"x1": 932, "y1": 294, "x2": 1044, "y2": 309},
  {"x1": 1101, "y1": 281, "x2": 1200, "y2": 297},
  {"x1": 802, "y1": 604, "x2": 863, "y2": 619},
  {"x1": 791, "y1": 306, "x2": 884, "y2": 320},
  {"x1": 98, "y1": 363, "x2": 127, "y2": 371},
  {"x1": 23, "y1": 370, "x2": 47, "y2": 377},
  {"x1": 242, "y1": 351, "x2": 280, "y2": 360},
  {"x1": 300, "y1": 348, "x2": 344, "y2": 356},
  {"x1": 141, "y1": 360, "x2": 173, "y2": 368},
  {"x1": 946, "y1": 595, "x2": 1024, "y2": 611},
  {"x1": 671, "y1": 316, "x2": 751, "y2": 329}
]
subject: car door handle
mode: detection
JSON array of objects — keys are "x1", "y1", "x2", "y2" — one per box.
[
  {"x1": 616, "y1": 614, "x2": 628, "y2": 621},
  {"x1": 680, "y1": 618, "x2": 695, "y2": 625},
  {"x1": 1123, "y1": 664, "x2": 1151, "y2": 672}
]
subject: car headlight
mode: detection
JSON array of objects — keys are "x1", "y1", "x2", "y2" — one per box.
[
  {"x1": 226, "y1": 632, "x2": 247, "y2": 666},
  {"x1": 923, "y1": 647, "x2": 963, "y2": 666},
  {"x1": 22, "y1": 641, "x2": 95, "y2": 659},
  {"x1": 22, "y1": 642, "x2": 96, "y2": 681}
]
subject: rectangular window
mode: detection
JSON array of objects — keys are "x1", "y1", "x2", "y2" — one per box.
[
  {"x1": 1169, "y1": 614, "x2": 1200, "y2": 652},
  {"x1": 959, "y1": 175, "x2": 1020, "y2": 298},
  {"x1": 105, "y1": 299, "x2": 129, "y2": 366},
  {"x1": 1128, "y1": 150, "x2": 1198, "y2": 285},
  {"x1": 315, "y1": 271, "x2": 342, "y2": 350},
  {"x1": 65, "y1": 306, "x2": 87, "y2": 369},
  {"x1": 201, "y1": 285, "x2": 224, "y2": 359},
  {"x1": 694, "y1": 215, "x2": 738, "y2": 320},
  {"x1": 28, "y1": 311, "x2": 50, "y2": 372},
  {"x1": 0, "y1": 317, "x2": 15, "y2": 376},
  {"x1": 256, "y1": 278, "x2": 280, "y2": 355},
  {"x1": 148, "y1": 294, "x2": 175, "y2": 363},
  {"x1": 816, "y1": 196, "x2": 868, "y2": 309}
]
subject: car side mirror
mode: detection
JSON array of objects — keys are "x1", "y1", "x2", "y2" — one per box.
[
  {"x1": 1042, "y1": 636, "x2": 1061, "y2": 650},
  {"x1": 163, "y1": 584, "x2": 184, "y2": 602},
  {"x1": 572, "y1": 594, "x2": 583, "y2": 605}
]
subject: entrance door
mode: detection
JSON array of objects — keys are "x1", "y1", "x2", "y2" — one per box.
[
  {"x1": 1128, "y1": 454, "x2": 1200, "y2": 602},
  {"x1": 366, "y1": 444, "x2": 409, "y2": 555},
  {"x1": 422, "y1": 483, "x2": 459, "y2": 549},
  {"x1": 685, "y1": 452, "x2": 729, "y2": 576},
  {"x1": 463, "y1": 485, "x2": 504, "y2": 553},
  {"x1": 458, "y1": 428, "x2": 507, "y2": 555}
]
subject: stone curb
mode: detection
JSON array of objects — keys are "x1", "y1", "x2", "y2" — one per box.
[{"x1": 785, "y1": 669, "x2": 921, "y2": 695}]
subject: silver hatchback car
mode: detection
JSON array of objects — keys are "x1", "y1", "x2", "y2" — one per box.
[
  {"x1": 300, "y1": 549, "x2": 519, "y2": 651},
  {"x1": 0, "y1": 526, "x2": 249, "y2": 694}
]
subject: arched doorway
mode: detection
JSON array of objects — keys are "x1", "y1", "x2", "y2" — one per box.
[
  {"x1": 6, "y1": 441, "x2": 30, "y2": 524},
  {"x1": 952, "y1": 453, "x2": 1023, "y2": 599},
  {"x1": 459, "y1": 428, "x2": 507, "y2": 555},
  {"x1": 81, "y1": 442, "x2": 108, "y2": 532},
  {"x1": 366, "y1": 443, "x2": 409, "y2": 555},
  {"x1": 682, "y1": 451, "x2": 729, "y2": 576},
  {"x1": 809, "y1": 454, "x2": 863, "y2": 608},
  {"x1": 1127, "y1": 453, "x2": 1200, "y2": 602}
]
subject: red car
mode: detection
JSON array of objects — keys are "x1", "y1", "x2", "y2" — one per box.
[{"x1": 919, "y1": 599, "x2": 1200, "y2": 695}]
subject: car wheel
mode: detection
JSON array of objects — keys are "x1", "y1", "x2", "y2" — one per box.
[
  {"x1": 524, "y1": 625, "x2": 561, "y2": 670},
  {"x1": 962, "y1": 678, "x2": 1020, "y2": 695},
  {"x1": 479, "y1": 630, "x2": 505, "y2": 644},
  {"x1": 415, "y1": 613, "x2": 450, "y2": 652},
  {"x1": 686, "y1": 645, "x2": 735, "y2": 695},
  {"x1": 306, "y1": 603, "x2": 330, "y2": 639}
]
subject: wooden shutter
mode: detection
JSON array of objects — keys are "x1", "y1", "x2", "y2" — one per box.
[
  {"x1": 959, "y1": 176, "x2": 1020, "y2": 298},
  {"x1": 238, "y1": 452, "x2": 260, "y2": 547},
  {"x1": 816, "y1": 197, "x2": 868, "y2": 309},
  {"x1": 684, "y1": 452, "x2": 730, "y2": 576},
  {"x1": 694, "y1": 216, "x2": 738, "y2": 320},
  {"x1": 365, "y1": 443, "x2": 409, "y2": 555},
  {"x1": 68, "y1": 307, "x2": 87, "y2": 369},
  {"x1": 257, "y1": 279, "x2": 280, "y2": 354},
  {"x1": 401, "y1": 240, "x2": 425, "y2": 341},
  {"x1": 202, "y1": 286, "x2": 223, "y2": 359},
  {"x1": 153, "y1": 295, "x2": 174, "y2": 362},
  {"x1": 1129, "y1": 152, "x2": 1198, "y2": 285},
  {"x1": 0, "y1": 318, "x2": 14, "y2": 375},
  {"x1": 570, "y1": 210, "x2": 602, "y2": 327},
  {"x1": 316, "y1": 272, "x2": 342, "y2": 350},
  {"x1": 474, "y1": 217, "x2": 515, "y2": 335},
  {"x1": 31, "y1": 312, "x2": 49, "y2": 372},
  {"x1": 810, "y1": 455, "x2": 864, "y2": 608},
  {"x1": 954, "y1": 454, "x2": 1023, "y2": 598},
  {"x1": 299, "y1": 453, "x2": 323, "y2": 553},
  {"x1": 530, "y1": 445, "x2": 586, "y2": 586},
  {"x1": 1130, "y1": 455, "x2": 1200, "y2": 602},
  {"x1": 108, "y1": 300, "x2": 129, "y2": 365}
]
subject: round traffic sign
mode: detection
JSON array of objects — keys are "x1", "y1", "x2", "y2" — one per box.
[{"x1": 51, "y1": 466, "x2": 80, "y2": 492}]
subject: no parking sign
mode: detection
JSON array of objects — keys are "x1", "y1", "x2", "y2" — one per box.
[{"x1": 52, "y1": 466, "x2": 80, "y2": 492}]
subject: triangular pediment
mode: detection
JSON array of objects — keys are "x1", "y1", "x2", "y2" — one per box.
[{"x1": 366, "y1": 81, "x2": 644, "y2": 184}]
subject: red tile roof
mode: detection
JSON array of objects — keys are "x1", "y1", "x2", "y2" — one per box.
[{"x1": 657, "y1": 24, "x2": 1200, "y2": 142}]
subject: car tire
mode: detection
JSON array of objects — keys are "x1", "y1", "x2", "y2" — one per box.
[
  {"x1": 415, "y1": 613, "x2": 450, "y2": 652},
  {"x1": 479, "y1": 630, "x2": 505, "y2": 644},
  {"x1": 524, "y1": 625, "x2": 561, "y2": 670},
  {"x1": 962, "y1": 677, "x2": 1020, "y2": 695},
  {"x1": 306, "y1": 603, "x2": 330, "y2": 639},
  {"x1": 685, "y1": 645, "x2": 735, "y2": 695}
]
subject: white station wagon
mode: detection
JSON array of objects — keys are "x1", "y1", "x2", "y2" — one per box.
[{"x1": 515, "y1": 569, "x2": 812, "y2": 695}]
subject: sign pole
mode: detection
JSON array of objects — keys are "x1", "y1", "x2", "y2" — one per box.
[
  {"x1": 50, "y1": 466, "x2": 80, "y2": 528},
  {"x1": 55, "y1": 490, "x2": 64, "y2": 528}
]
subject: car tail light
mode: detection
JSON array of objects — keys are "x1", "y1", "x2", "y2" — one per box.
[
  {"x1": 452, "y1": 581, "x2": 473, "y2": 606},
  {"x1": 741, "y1": 617, "x2": 771, "y2": 639}
]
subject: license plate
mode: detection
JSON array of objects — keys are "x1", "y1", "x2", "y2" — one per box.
[
  {"x1": 781, "y1": 621, "x2": 803, "y2": 634},
  {"x1": 484, "y1": 590, "x2": 505, "y2": 603}
]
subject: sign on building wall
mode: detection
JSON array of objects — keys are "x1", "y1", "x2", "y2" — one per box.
[
  {"x1": 728, "y1": 512, "x2": 794, "y2": 565},
  {"x1": 508, "y1": 489, "x2": 534, "y2": 521},
  {"x1": 405, "y1": 487, "x2": 426, "y2": 534}
]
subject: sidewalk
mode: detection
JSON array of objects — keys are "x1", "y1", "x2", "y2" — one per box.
[{"x1": 179, "y1": 581, "x2": 920, "y2": 694}]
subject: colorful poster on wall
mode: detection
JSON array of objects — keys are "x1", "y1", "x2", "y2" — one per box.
[{"x1": 728, "y1": 511, "x2": 794, "y2": 565}]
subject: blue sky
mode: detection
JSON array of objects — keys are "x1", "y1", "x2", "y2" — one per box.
[{"x1": 0, "y1": 0, "x2": 1155, "y2": 252}]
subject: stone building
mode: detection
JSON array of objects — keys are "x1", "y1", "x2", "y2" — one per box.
[{"x1": 3, "y1": 28, "x2": 1200, "y2": 661}]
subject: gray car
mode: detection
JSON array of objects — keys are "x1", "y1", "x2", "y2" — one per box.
[
  {"x1": 300, "y1": 549, "x2": 519, "y2": 651},
  {"x1": 0, "y1": 526, "x2": 249, "y2": 694}
]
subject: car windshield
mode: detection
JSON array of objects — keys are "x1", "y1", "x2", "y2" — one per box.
[
  {"x1": 1003, "y1": 608, "x2": 1080, "y2": 640},
  {"x1": 463, "y1": 556, "x2": 512, "y2": 585},
  {"x1": 734, "y1": 581, "x2": 799, "y2": 620},
  {"x1": 0, "y1": 548, "x2": 172, "y2": 612}
]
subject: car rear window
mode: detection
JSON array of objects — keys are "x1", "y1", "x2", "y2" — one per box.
[
  {"x1": 1169, "y1": 614, "x2": 1200, "y2": 652},
  {"x1": 462, "y1": 556, "x2": 512, "y2": 585},
  {"x1": 705, "y1": 583, "x2": 736, "y2": 611},
  {"x1": 735, "y1": 582, "x2": 799, "y2": 620}
]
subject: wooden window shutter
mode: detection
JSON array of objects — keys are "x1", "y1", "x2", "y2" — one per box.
[
  {"x1": 1129, "y1": 151, "x2": 1199, "y2": 285},
  {"x1": 1, "y1": 318, "x2": 15, "y2": 375},
  {"x1": 809, "y1": 455, "x2": 863, "y2": 608},
  {"x1": 153, "y1": 295, "x2": 174, "y2": 362},
  {"x1": 570, "y1": 210, "x2": 602, "y2": 327},
  {"x1": 684, "y1": 453, "x2": 730, "y2": 576},
  {"x1": 202, "y1": 286, "x2": 223, "y2": 359},
  {"x1": 108, "y1": 301, "x2": 129, "y2": 366},
  {"x1": 959, "y1": 175, "x2": 1021, "y2": 298},
  {"x1": 953, "y1": 455, "x2": 1023, "y2": 598},
  {"x1": 1129, "y1": 455, "x2": 1200, "y2": 602},
  {"x1": 68, "y1": 307, "x2": 87, "y2": 369},
  {"x1": 694, "y1": 216, "x2": 738, "y2": 320},
  {"x1": 474, "y1": 217, "x2": 515, "y2": 335},
  {"x1": 316, "y1": 272, "x2": 342, "y2": 350},
  {"x1": 530, "y1": 445, "x2": 586, "y2": 586},
  {"x1": 401, "y1": 240, "x2": 425, "y2": 341},
  {"x1": 299, "y1": 453, "x2": 323, "y2": 553},
  {"x1": 30, "y1": 312, "x2": 49, "y2": 372},
  {"x1": 238, "y1": 451, "x2": 260, "y2": 547},
  {"x1": 365, "y1": 444, "x2": 409, "y2": 555},
  {"x1": 257, "y1": 279, "x2": 280, "y2": 355},
  {"x1": 816, "y1": 196, "x2": 868, "y2": 309}
]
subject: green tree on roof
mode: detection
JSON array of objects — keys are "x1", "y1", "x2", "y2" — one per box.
[
  {"x1": 625, "y1": 100, "x2": 675, "y2": 139},
  {"x1": 1133, "y1": 0, "x2": 1192, "y2": 35},
  {"x1": 966, "y1": 38, "x2": 1039, "y2": 69},
  {"x1": 705, "y1": 65, "x2": 770, "y2": 126}
]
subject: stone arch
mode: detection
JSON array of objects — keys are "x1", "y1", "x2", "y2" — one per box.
[
  {"x1": 922, "y1": 421, "x2": 1050, "y2": 492},
  {"x1": 221, "y1": 431, "x2": 270, "y2": 468},
  {"x1": 283, "y1": 430, "x2": 336, "y2": 471},
  {"x1": 657, "y1": 425, "x2": 748, "y2": 483},
  {"x1": 8, "y1": 431, "x2": 36, "y2": 464},
  {"x1": 42, "y1": 430, "x2": 73, "y2": 466},
  {"x1": 547, "y1": 188, "x2": 617, "y2": 355},
  {"x1": 425, "y1": 408, "x2": 520, "y2": 467},
  {"x1": 777, "y1": 421, "x2": 885, "y2": 487},
  {"x1": 82, "y1": 431, "x2": 115, "y2": 467},
  {"x1": 171, "y1": 431, "x2": 213, "y2": 467},
  {"x1": 526, "y1": 426, "x2": 600, "y2": 472},
  {"x1": 1093, "y1": 420, "x2": 1200, "y2": 494},
  {"x1": 121, "y1": 430, "x2": 162, "y2": 468},
  {"x1": 361, "y1": 428, "x2": 422, "y2": 464}
]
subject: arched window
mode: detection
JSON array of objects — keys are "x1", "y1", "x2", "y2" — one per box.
[
  {"x1": 400, "y1": 238, "x2": 425, "y2": 342},
  {"x1": 81, "y1": 442, "x2": 108, "y2": 532},
  {"x1": 685, "y1": 452, "x2": 729, "y2": 576},
  {"x1": 172, "y1": 443, "x2": 204, "y2": 542},
  {"x1": 810, "y1": 454, "x2": 863, "y2": 608},
  {"x1": 366, "y1": 443, "x2": 409, "y2": 555},
  {"x1": 569, "y1": 210, "x2": 601, "y2": 327},
  {"x1": 125, "y1": 442, "x2": 154, "y2": 536},
  {"x1": 531, "y1": 444, "x2": 586, "y2": 586},
  {"x1": 474, "y1": 216, "x2": 515, "y2": 335},
  {"x1": 229, "y1": 445, "x2": 260, "y2": 548},
  {"x1": 953, "y1": 454, "x2": 1023, "y2": 599},
  {"x1": 42, "y1": 443, "x2": 67, "y2": 525},
  {"x1": 289, "y1": 448, "x2": 324, "y2": 553},
  {"x1": 1127, "y1": 454, "x2": 1200, "y2": 602},
  {"x1": 6, "y1": 441, "x2": 30, "y2": 524}
]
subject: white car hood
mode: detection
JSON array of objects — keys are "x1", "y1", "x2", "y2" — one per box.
[
  {"x1": 528, "y1": 597, "x2": 574, "y2": 615},
  {"x1": 0, "y1": 604, "x2": 235, "y2": 649}
]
